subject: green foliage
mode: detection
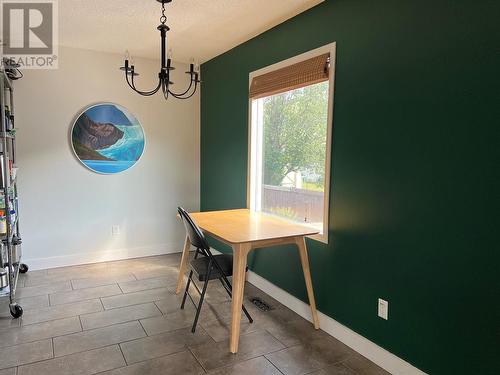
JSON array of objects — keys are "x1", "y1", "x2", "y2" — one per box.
[
  {"x1": 302, "y1": 181, "x2": 324, "y2": 192},
  {"x1": 262, "y1": 82, "x2": 328, "y2": 186}
]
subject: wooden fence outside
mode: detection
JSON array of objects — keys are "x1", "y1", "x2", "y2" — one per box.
[{"x1": 262, "y1": 184, "x2": 324, "y2": 223}]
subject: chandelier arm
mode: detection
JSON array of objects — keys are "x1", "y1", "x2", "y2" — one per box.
[
  {"x1": 168, "y1": 77, "x2": 194, "y2": 97},
  {"x1": 170, "y1": 89, "x2": 197, "y2": 100},
  {"x1": 163, "y1": 81, "x2": 170, "y2": 101},
  {"x1": 124, "y1": 71, "x2": 158, "y2": 96},
  {"x1": 129, "y1": 70, "x2": 162, "y2": 96},
  {"x1": 169, "y1": 81, "x2": 198, "y2": 99}
]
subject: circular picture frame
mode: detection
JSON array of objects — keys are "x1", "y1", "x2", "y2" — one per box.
[{"x1": 70, "y1": 103, "x2": 146, "y2": 174}]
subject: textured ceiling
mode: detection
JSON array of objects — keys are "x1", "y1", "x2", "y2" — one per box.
[{"x1": 59, "y1": 0, "x2": 323, "y2": 63}]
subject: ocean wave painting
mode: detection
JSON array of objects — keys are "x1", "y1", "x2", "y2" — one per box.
[{"x1": 71, "y1": 103, "x2": 145, "y2": 174}]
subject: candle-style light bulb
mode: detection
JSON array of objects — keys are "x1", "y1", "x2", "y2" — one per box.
[
  {"x1": 195, "y1": 60, "x2": 201, "y2": 81},
  {"x1": 121, "y1": 50, "x2": 131, "y2": 72},
  {"x1": 167, "y1": 49, "x2": 173, "y2": 69},
  {"x1": 189, "y1": 57, "x2": 195, "y2": 74}
]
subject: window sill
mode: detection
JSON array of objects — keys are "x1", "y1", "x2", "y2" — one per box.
[{"x1": 308, "y1": 232, "x2": 328, "y2": 244}]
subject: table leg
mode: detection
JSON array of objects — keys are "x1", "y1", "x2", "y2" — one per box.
[
  {"x1": 176, "y1": 235, "x2": 191, "y2": 294},
  {"x1": 296, "y1": 236, "x2": 320, "y2": 329},
  {"x1": 229, "y1": 243, "x2": 251, "y2": 353}
]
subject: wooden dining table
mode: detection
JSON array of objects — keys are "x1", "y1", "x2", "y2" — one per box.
[{"x1": 175, "y1": 208, "x2": 320, "y2": 353}]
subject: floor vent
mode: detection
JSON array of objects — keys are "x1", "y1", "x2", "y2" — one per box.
[{"x1": 250, "y1": 297, "x2": 274, "y2": 311}]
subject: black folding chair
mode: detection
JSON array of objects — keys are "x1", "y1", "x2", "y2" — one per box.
[{"x1": 177, "y1": 207, "x2": 253, "y2": 333}]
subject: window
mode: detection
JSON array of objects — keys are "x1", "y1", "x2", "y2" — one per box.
[{"x1": 248, "y1": 44, "x2": 335, "y2": 243}]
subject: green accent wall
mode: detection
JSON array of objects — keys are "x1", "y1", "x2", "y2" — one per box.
[{"x1": 200, "y1": 1, "x2": 499, "y2": 374}]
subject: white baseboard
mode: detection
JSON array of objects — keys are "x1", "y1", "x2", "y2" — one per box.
[
  {"x1": 23, "y1": 242, "x2": 184, "y2": 271},
  {"x1": 246, "y1": 270, "x2": 427, "y2": 375}
]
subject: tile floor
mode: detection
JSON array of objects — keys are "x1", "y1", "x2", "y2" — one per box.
[{"x1": 0, "y1": 253, "x2": 389, "y2": 375}]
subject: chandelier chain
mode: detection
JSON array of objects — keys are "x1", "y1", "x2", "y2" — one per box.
[{"x1": 160, "y1": 2, "x2": 166, "y2": 24}]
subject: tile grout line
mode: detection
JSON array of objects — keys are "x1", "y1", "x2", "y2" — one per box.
[
  {"x1": 152, "y1": 300, "x2": 165, "y2": 315},
  {"x1": 117, "y1": 282, "x2": 125, "y2": 294},
  {"x1": 98, "y1": 297, "x2": 105, "y2": 311},
  {"x1": 117, "y1": 341, "x2": 129, "y2": 366},
  {"x1": 187, "y1": 345, "x2": 209, "y2": 373},
  {"x1": 137, "y1": 318, "x2": 149, "y2": 336},
  {"x1": 263, "y1": 355, "x2": 286, "y2": 375},
  {"x1": 78, "y1": 314, "x2": 84, "y2": 331}
]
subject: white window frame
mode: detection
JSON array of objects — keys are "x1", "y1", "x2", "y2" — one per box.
[{"x1": 247, "y1": 42, "x2": 336, "y2": 244}]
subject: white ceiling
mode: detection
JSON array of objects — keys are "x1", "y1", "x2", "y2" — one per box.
[{"x1": 59, "y1": 0, "x2": 323, "y2": 64}]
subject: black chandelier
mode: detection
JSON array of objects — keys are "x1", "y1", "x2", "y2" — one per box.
[{"x1": 121, "y1": 0, "x2": 200, "y2": 100}]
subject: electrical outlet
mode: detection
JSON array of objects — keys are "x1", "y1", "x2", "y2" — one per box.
[
  {"x1": 378, "y1": 298, "x2": 388, "y2": 320},
  {"x1": 112, "y1": 225, "x2": 120, "y2": 236}
]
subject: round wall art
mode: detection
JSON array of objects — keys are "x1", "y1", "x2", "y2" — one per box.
[{"x1": 71, "y1": 103, "x2": 145, "y2": 174}]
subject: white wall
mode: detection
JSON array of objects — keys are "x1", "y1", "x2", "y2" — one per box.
[{"x1": 14, "y1": 47, "x2": 200, "y2": 270}]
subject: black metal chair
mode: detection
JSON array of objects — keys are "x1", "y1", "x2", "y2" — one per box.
[{"x1": 177, "y1": 207, "x2": 253, "y2": 333}]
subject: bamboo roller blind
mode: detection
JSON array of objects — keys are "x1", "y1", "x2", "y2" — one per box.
[{"x1": 249, "y1": 53, "x2": 330, "y2": 99}]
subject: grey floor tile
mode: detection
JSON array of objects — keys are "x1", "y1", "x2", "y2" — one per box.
[
  {"x1": 0, "y1": 368, "x2": 16, "y2": 375},
  {"x1": 263, "y1": 317, "x2": 328, "y2": 347},
  {"x1": 7, "y1": 255, "x2": 377, "y2": 375},
  {"x1": 53, "y1": 320, "x2": 146, "y2": 357},
  {"x1": 16, "y1": 281, "x2": 72, "y2": 298},
  {"x1": 343, "y1": 353, "x2": 390, "y2": 375},
  {"x1": 49, "y1": 284, "x2": 122, "y2": 306},
  {"x1": 139, "y1": 309, "x2": 196, "y2": 335},
  {"x1": 0, "y1": 305, "x2": 20, "y2": 331},
  {"x1": 201, "y1": 315, "x2": 259, "y2": 342},
  {"x1": 17, "y1": 294, "x2": 50, "y2": 310},
  {"x1": 24, "y1": 265, "x2": 128, "y2": 287},
  {"x1": 0, "y1": 316, "x2": 81, "y2": 348},
  {"x1": 132, "y1": 266, "x2": 180, "y2": 281},
  {"x1": 120, "y1": 326, "x2": 212, "y2": 364},
  {"x1": 0, "y1": 316, "x2": 20, "y2": 331},
  {"x1": 308, "y1": 363, "x2": 358, "y2": 375},
  {"x1": 0, "y1": 339, "x2": 53, "y2": 369},
  {"x1": 17, "y1": 345, "x2": 125, "y2": 375},
  {"x1": 265, "y1": 345, "x2": 329, "y2": 375},
  {"x1": 101, "y1": 288, "x2": 170, "y2": 309},
  {"x1": 190, "y1": 330, "x2": 285, "y2": 371},
  {"x1": 157, "y1": 282, "x2": 231, "y2": 316},
  {"x1": 80, "y1": 302, "x2": 161, "y2": 330},
  {"x1": 72, "y1": 274, "x2": 136, "y2": 290},
  {"x1": 22, "y1": 271, "x2": 83, "y2": 287},
  {"x1": 156, "y1": 294, "x2": 227, "y2": 321},
  {"x1": 208, "y1": 356, "x2": 282, "y2": 375},
  {"x1": 109, "y1": 254, "x2": 182, "y2": 271},
  {"x1": 1, "y1": 295, "x2": 49, "y2": 312},
  {"x1": 244, "y1": 283, "x2": 283, "y2": 308},
  {"x1": 153, "y1": 292, "x2": 189, "y2": 314},
  {"x1": 118, "y1": 276, "x2": 177, "y2": 294},
  {"x1": 175, "y1": 281, "x2": 231, "y2": 304},
  {"x1": 100, "y1": 350, "x2": 205, "y2": 375},
  {"x1": 266, "y1": 336, "x2": 354, "y2": 375},
  {"x1": 21, "y1": 299, "x2": 103, "y2": 326},
  {"x1": 47, "y1": 263, "x2": 108, "y2": 277},
  {"x1": 303, "y1": 337, "x2": 354, "y2": 365}
]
